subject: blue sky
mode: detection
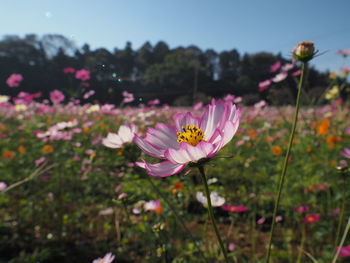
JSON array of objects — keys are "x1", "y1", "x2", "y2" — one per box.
[{"x1": 1, "y1": 0, "x2": 350, "y2": 72}]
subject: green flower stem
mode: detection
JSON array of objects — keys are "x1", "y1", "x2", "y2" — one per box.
[
  {"x1": 296, "y1": 222, "x2": 306, "y2": 263},
  {"x1": 335, "y1": 173, "x2": 347, "y2": 247},
  {"x1": 332, "y1": 217, "x2": 350, "y2": 263},
  {"x1": 199, "y1": 166, "x2": 229, "y2": 263},
  {"x1": 145, "y1": 175, "x2": 210, "y2": 263},
  {"x1": 265, "y1": 62, "x2": 307, "y2": 263}
]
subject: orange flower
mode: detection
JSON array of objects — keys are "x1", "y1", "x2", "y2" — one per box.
[
  {"x1": 18, "y1": 146, "x2": 26, "y2": 153},
  {"x1": 326, "y1": 135, "x2": 341, "y2": 149},
  {"x1": 43, "y1": 145, "x2": 54, "y2": 153},
  {"x1": 83, "y1": 127, "x2": 89, "y2": 133},
  {"x1": 306, "y1": 147, "x2": 312, "y2": 153},
  {"x1": 2, "y1": 150, "x2": 14, "y2": 159},
  {"x1": 117, "y1": 151, "x2": 123, "y2": 156},
  {"x1": 155, "y1": 205, "x2": 164, "y2": 214},
  {"x1": 171, "y1": 182, "x2": 184, "y2": 194},
  {"x1": 247, "y1": 129, "x2": 257, "y2": 140},
  {"x1": 271, "y1": 146, "x2": 282, "y2": 155},
  {"x1": 317, "y1": 119, "x2": 330, "y2": 135}
]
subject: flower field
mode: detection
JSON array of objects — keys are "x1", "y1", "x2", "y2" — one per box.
[{"x1": 1, "y1": 93, "x2": 349, "y2": 262}]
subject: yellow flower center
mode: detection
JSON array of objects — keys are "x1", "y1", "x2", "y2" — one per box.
[{"x1": 177, "y1": 124, "x2": 205, "y2": 146}]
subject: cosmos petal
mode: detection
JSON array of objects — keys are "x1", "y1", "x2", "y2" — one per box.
[
  {"x1": 143, "y1": 161, "x2": 186, "y2": 177},
  {"x1": 221, "y1": 120, "x2": 240, "y2": 147},
  {"x1": 174, "y1": 112, "x2": 199, "y2": 132},
  {"x1": 133, "y1": 134, "x2": 165, "y2": 158}
]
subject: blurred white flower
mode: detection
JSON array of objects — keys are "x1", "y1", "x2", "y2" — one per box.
[
  {"x1": 102, "y1": 124, "x2": 137, "y2": 149},
  {"x1": 196, "y1": 191, "x2": 225, "y2": 207}
]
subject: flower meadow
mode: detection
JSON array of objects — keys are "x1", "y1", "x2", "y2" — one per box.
[{"x1": 1, "y1": 44, "x2": 350, "y2": 263}]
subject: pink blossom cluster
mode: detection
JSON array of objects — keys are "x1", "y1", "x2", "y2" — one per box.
[
  {"x1": 258, "y1": 61, "x2": 301, "y2": 92},
  {"x1": 13, "y1": 92, "x2": 41, "y2": 105},
  {"x1": 36, "y1": 120, "x2": 82, "y2": 141},
  {"x1": 122, "y1": 91, "x2": 134, "y2": 103},
  {"x1": 6, "y1": 73, "x2": 23, "y2": 88}
]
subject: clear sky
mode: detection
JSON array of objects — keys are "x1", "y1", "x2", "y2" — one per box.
[{"x1": 1, "y1": 0, "x2": 350, "y2": 72}]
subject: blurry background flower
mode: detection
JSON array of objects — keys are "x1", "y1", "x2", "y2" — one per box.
[
  {"x1": 6, "y1": 73, "x2": 23, "y2": 87},
  {"x1": 196, "y1": 191, "x2": 225, "y2": 207}
]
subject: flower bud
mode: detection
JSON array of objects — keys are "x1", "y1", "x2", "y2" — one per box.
[{"x1": 292, "y1": 41, "x2": 316, "y2": 62}]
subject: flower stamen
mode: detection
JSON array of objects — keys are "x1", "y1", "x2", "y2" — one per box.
[{"x1": 177, "y1": 124, "x2": 205, "y2": 146}]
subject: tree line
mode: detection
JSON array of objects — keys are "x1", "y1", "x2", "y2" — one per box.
[{"x1": 0, "y1": 34, "x2": 330, "y2": 105}]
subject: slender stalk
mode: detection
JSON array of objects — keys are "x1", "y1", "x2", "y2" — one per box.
[
  {"x1": 145, "y1": 175, "x2": 210, "y2": 263},
  {"x1": 265, "y1": 62, "x2": 307, "y2": 263},
  {"x1": 296, "y1": 222, "x2": 306, "y2": 263},
  {"x1": 332, "y1": 217, "x2": 350, "y2": 263},
  {"x1": 335, "y1": 172, "x2": 346, "y2": 247},
  {"x1": 199, "y1": 166, "x2": 229, "y2": 263}
]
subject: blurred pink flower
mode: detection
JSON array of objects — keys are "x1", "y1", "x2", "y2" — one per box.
[
  {"x1": 134, "y1": 99, "x2": 240, "y2": 177},
  {"x1": 340, "y1": 148, "x2": 350, "y2": 158},
  {"x1": 122, "y1": 91, "x2": 134, "y2": 103},
  {"x1": 75, "y1": 69, "x2": 90, "y2": 81},
  {"x1": 337, "y1": 49, "x2": 350, "y2": 57},
  {"x1": 221, "y1": 205, "x2": 248, "y2": 213},
  {"x1": 83, "y1": 90, "x2": 95, "y2": 99},
  {"x1": 257, "y1": 217, "x2": 266, "y2": 225},
  {"x1": 82, "y1": 81, "x2": 90, "y2": 87},
  {"x1": 304, "y1": 213, "x2": 320, "y2": 224},
  {"x1": 331, "y1": 208, "x2": 340, "y2": 216},
  {"x1": 292, "y1": 69, "x2": 302, "y2": 76},
  {"x1": 92, "y1": 252, "x2": 115, "y2": 263},
  {"x1": 118, "y1": 193, "x2": 128, "y2": 200},
  {"x1": 228, "y1": 242, "x2": 236, "y2": 251},
  {"x1": 6, "y1": 73, "x2": 23, "y2": 87},
  {"x1": 35, "y1": 157, "x2": 46, "y2": 166},
  {"x1": 258, "y1": 79, "x2": 271, "y2": 92},
  {"x1": 295, "y1": 205, "x2": 310, "y2": 213},
  {"x1": 99, "y1": 208, "x2": 114, "y2": 216},
  {"x1": 275, "y1": 215, "x2": 283, "y2": 222},
  {"x1": 144, "y1": 200, "x2": 163, "y2": 212},
  {"x1": 148, "y1": 99, "x2": 160, "y2": 105},
  {"x1": 338, "y1": 245, "x2": 350, "y2": 257},
  {"x1": 340, "y1": 66, "x2": 350, "y2": 73},
  {"x1": 345, "y1": 126, "x2": 350, "y2": 135},
  {"x1": 270, "y1": 61, "x2": 281, "y2": 73},
  {"x1": 102, "y1": 124, "x2": 137, "y2": 149},
  {"x1": 63, "y1": 67, "x2": 75, "y2": 74},
  {"x1": 281, "y1": 63, "x2": 294, "y2": 72},
  {"x1": 0, "y1": 182, "x2": 7, "y2": 191},
  {"x1": 14, "y1": 92, "x2": 41, "y2": 105},
  {"x1": 193, "y1": 102, "x2": 203, "y2": 111},
  {"x1": 271, "y1": 72, "x2": 288, "y2": 83},
  {"x1": 50, "y1": 90, "x2": 65, "y2": 104}
]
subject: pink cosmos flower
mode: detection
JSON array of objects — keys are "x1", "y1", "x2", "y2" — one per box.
[
  {"x1": 292, "y1": 69, "x2": 302, "y2": 76},
  {"x1": 340, "y1": 66, "x2": 350, "y2": 73},
  {"x1": 340, "y1": 148, "x2": 350, "y2": 159},
  {"x1": 148, "y1": 99, "x2": 160, "y2": 105},
  {"x1": 295, "y1": 205, "x2": 310, "y2": 213},
  {"x1": 221, "y1": 205, "x2": 248, "y2": 213},
  {"x1": 50, "y1": 90, "x2": 65, "y2": 104},
  {"x1": 14, "y1": 92, "x2": 41, "y2": 105},
  {"x1": 258, "y1": 80, "x2": 271, "y2": 92},
  {"x1": 6, "y1": 73, "x2": 23, "y2": 87},
  {"x1": 63, "y1": 67, "x2": 75, "y2": 74},
  {"x1": 102, "y1": 124, "x2": 137, "y2": 149},
  {"x1": 257, "y1": 217, "x2": 266, "y2": 225},
  {"x1": 193, "y1": 102, "x2": 203, "y2": 111},
  {"x1": 228, "y1": 242, "x2": 236, "y2": 251},
  {"x1": 35, "y1": 157, "x2": 46, "y2": 166},
  {"x1": 338, "y1": 245, "x2": 350, "y2": 257},
  {"x1": 134, "y1": 99, "x2": 240, "y2": 177},
  {"x1": 0, "y1": 182, "x2": 7, "y2": 191},
  {"x1": 92, "y1": 252, "x2": 115, "y2": 263},
  {"x1": 122, "y1": 91, "x2": 134, "y2": 103},
  {"x1": 270, "y1": 61, "x2": 281, "y2": 73},
  {"x1": 75, "y1": 69, "x2": 91, "y2": 81},
  {"x1": 271, "y1": 72, "x2": 288, "y2": 83},
  {"x1": 144, "y1": 200, "x2": 163, "y2": 213},
  {"x1": 281, "y1": 63, "x2": 294, "y2": 72},
  {"x1": 83, "y1": 90, "x2": 95, "y2": 99},
  {"x1": 337, "y1": 49, "x2": 350, "y2": 57},
  {"x1": 304, "y1": 213, "x2": 320, "y2": 224}
]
